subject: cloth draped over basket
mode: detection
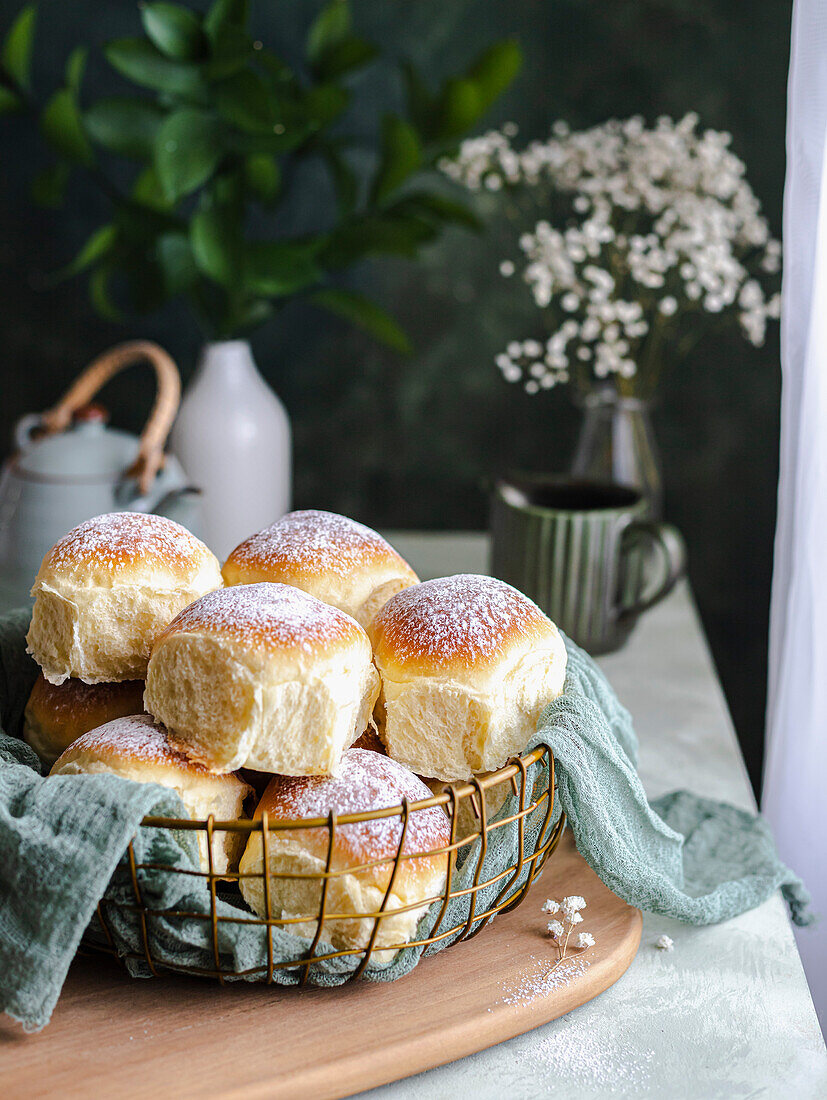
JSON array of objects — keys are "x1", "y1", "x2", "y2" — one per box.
[{"x1": 0, "y1": 609, "x2": 810, "y2": 1031}]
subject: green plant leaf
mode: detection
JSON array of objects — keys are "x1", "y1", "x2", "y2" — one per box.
[
  {"x1": 320, "y1": 213, "x2": 437, "y2": 267},
  {"x1": 190, "y1": 201, "x2": 242, "y2": 285},
  {"x1": 306, "y1": 0, "x2": 350, "y2": 69},
  {"x1": 131, "y1": 165, "x2": 174, "y2": 211},
  {"x1": 322, "y1": 143, "x2": 357, "y2": 216},
  {"x1": 244, "y1": 154, "x2": 280, "y2": 203},
  {"x1": 85, "y1": 97, "x2": 164, "y2": 160},
  {"x1": 2, "y1": 4, "x2": 36, "y2": 92},
  {"x1": 104, "y1": 37, "x2": 205, "y2": 99},
  {"x1": 258, "y1": 50, "x2": 294, "y2": 87},
  {"x1": 435, "y1": 77, "x2": 482, "y2": 140},
  {"x1": 156, "y1": 231, "x2": 198, "y2": 293},
  {"x1": 391, "y1": 191, "x2": 481, "y2": 231},
  {"x1": 401, "y1": 61, "x2": 433, "y2": 137},
  {"x1": 115, "y1": 196, "x2": 179, "y2": 243},
  {"x1": 89, "y1": 263, "x2": 124, "y2": 321},
  {"x1": 311, "y1": 288, "x2": 411, "y2": 353},
  {"x1": 215, "y1": 70, "x2": 277, "y2": 132},
  {"x1": 466, "y1": 39, "x2": 522, "y2": 113},
  {"x1": 55, "y1": 224, "x2": 117, "y2": 280},
  {"x1": 141, "y1": 3, "x2": 205, "y2": 62},
  {"x1": 246, "y1": 241, "x2": 321, "y2": 297},
  {"x1": 31, "y1": 161, "x2": 70, "y2": 207},
  {"x1": 41, "y1": 89, "x2": 94, "y2": 165},
  {"x1": 65, "y1": 47, "x2": 87, "y2": 96},
  {"x1": 233, "y1": 297, "x2": 273, "y2": 332},
  {"x1": 155, "y1": 108, "x2": 223, "y2": 200},
  {"x1": 372, "y1": 115, "x2": 421, "y2": 205},
  {"x1": 0, "y1": 85, "x2": 21, "y2": 114},
  {"x1": 303, "y1": 83, "x2": 348, "y2": 128},
  {"x1": 313, "y1": 36, "x2": 376, "y2": 80},
  {"x1": 203, "y1": 27, "x2": 252, "y2": 80},
  {"x1": 204, "y1": 0, "x2": 248, "y2": 42}
]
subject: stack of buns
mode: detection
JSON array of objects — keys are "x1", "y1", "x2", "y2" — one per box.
[{"x1": 26, "y1": 507, "x2": 567, "y2": 960}]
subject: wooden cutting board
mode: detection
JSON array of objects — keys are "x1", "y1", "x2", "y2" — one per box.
[{"x1": 1, "y1": 832, "x2": 641, "y2": 1099}]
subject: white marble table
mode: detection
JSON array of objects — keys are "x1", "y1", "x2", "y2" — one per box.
[{"x1": 360, "y1": 532, "x2": 827, "y2": 1100}]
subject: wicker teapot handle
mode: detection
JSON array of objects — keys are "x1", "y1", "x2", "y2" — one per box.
[{"x1": 39, "y1": 341, "x2": 181, "y2": 495}]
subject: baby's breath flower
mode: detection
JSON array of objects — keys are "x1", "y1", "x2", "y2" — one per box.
[
  {"x1": 656, "y1": 934, "x2": 674, "y2": 951},
  {"x1": 563, "y1": 895, "x2": 586, "y2": 912},
  {"x1": 541, "y1": 899, "x2": 561, "y2": 914},
  {"x1": 547, "y1": 919, "x2": 565, "y2": 940},
  {"x1": 443, "y1": 113, "x2": 780, "y2": 393},
  {"x1": 577, "y1": 932, "x2": 595, "y2": 949}
]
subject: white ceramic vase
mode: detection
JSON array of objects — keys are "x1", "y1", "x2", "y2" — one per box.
[{"x1": 170, "y1": 340, "x2": 291, "y2": 559}]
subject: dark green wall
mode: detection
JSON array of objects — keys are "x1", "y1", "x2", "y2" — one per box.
[{"x1": 0, "y1": 0, "x2": 791, "y2": 791}]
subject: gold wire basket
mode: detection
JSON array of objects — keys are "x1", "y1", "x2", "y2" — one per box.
[{"x1": 85, "y1": 744, "x2": 564, "y2": 985}]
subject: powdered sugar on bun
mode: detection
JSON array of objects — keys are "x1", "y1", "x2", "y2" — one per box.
[
  {"x1": 371, "y1": 574, "x2": 558, "y2": 673},
  {"x1": 221, "y1": 511, "x2": 418, "y2": 630},
  {"x1": 225, "y1": 510, "x2": 414, "y2": 580},
  {"x1": 156, "y1": 582, "x2": 366, "y2": 655},
  {"x1": 52, "y1": 713, "x2": 219, "y2": 778},
  {"x1": 51, "y1": 714, "x2": 251, "y2": 875},
  {"x1": 371, "y1": 575, "x2": 567, "y2": 781},
  {"x1": 240, "y1": 749, "x2": 451, "y2": 959},
  {"x1": 38, "y1": 512, "x2": 216, "y2": 587},
  {"x1": 145, "y1": 583, "x2": 380, "y2": 775},
  {"x1": 27, "y1": 512, "x2": 222, "y2": 685},
  {"x1": 257, "y1": 749, "x2": 450, "y2": 864}
]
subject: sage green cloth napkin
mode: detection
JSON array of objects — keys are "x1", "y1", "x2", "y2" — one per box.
[{"x1": 0, "y1": 609, "x2": 810, "y2": 1032}]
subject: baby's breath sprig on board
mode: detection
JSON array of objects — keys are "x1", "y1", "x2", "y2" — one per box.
[{"x1": 542, "y1": 895, "x2": 594, "y2": 963}]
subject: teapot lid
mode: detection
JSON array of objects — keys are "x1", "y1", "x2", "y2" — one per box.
[{"x1": 16, "y1": 409, "x2": 141, "y2": 482}]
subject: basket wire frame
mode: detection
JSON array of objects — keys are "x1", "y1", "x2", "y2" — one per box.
[{"x1": 89, "y1": 744, "x2": 565, "y2": 984}]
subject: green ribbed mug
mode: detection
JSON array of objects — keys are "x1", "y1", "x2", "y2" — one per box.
[{"x1": 490, "y1": 475, "x2": 686, "y2": 655}]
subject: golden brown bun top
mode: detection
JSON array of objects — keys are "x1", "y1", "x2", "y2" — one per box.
[
  {"x1": 222, "y1": 510, "x2": 418, "y2": 587},
  {"x1": 34, "y1": 511, "x2": 220, "y2": 590},
  {"x1": 51, "y1": 713, "x2": 240, "y2": 785},
  {"x1": 371, "y1": 574, "x2": 560, "y2": 676},
  {"x1": 25, "y1": 674, "x2": 145, "y2": 740},
  {"x1": 154, "y1": 581, "x2": 368, "y2": 657},
  {"x1": 255, "y1": 748, "x2": 450, "y2": 863}
]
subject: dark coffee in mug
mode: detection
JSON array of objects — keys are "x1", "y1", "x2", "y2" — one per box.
[{"x1": 490, "y1": 475, "x2": 686, "y2": 655}]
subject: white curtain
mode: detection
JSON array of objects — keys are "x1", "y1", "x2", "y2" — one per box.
[{"x1": 764, "y1": 0, "x2": 827, "y2": 1033}]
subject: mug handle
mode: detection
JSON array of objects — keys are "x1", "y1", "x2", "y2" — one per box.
[{"x1": 617, "y1": 519, "x2": 686, "y2": 621}]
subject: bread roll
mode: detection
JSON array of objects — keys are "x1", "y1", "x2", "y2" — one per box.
[
  {"x1": 222, "y1": 510, "x2": 418, "y2": 629},
  {"x1": 239, "y1": 749, "x2": 450, "y2": 962},
  {"x1": 27, "y1": 512, "x2": 222, "y2": 685},
  {"x1": 370, "y1": 574, "x2": 567, "y2": 782},
  {"x1": 23, "y1": 673, "x2": 145, "y2": 768},
  {"x1": 422, "y1": 774, "x2": 518, "y2": 844},
  {"x1": 51, "y1": 714, "x2": 251, "y2": 873},
  {"x1": 144, "y1": 583, "x2": 380, "y2": 776},
  {"x1": 352, "y1": 726, "x2": 387, "y2": 755}
]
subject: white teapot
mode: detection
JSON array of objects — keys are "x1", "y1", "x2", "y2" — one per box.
[{"x1": 0, "y1": 341, "x2": 203, "y2": 611}]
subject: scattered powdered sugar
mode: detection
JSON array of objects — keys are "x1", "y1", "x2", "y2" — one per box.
[
  {"x1": 497, "y1": 954, "x2": 591, "y2": 1008},
  {"x1": 374, "y1": 574, "x2": 551, "y2": 666},
  {"x1": 226, "y1": 509, "x2": 412, "y2": 579},
  {"x1": 525, "y1": 1022, "x2": 656, "y2": 1093},
  {"x1": 44, "y1": 512, "x2": 207, "y2": 575},
  {"x1": 160, "y1": 582, "x2": 363, "y2": 652},
  {"x1": 56, "y1": 713, "x2": 219, "y2": 777},
  {"x1": 262, "y1": 748, "x2": 450, "y2": 861}
]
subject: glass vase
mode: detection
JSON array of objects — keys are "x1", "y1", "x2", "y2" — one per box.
[{"x1": 570, "y1": 387, "x2": 663, "y2": 516}]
